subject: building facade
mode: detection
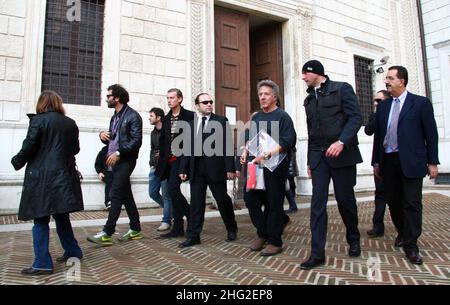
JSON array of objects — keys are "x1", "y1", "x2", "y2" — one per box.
[
  {"x1": 420, "y1": 0, "x2": 450, "y2": 182},
  {"x1": 0, "y1": 0, "x2": 435, "y2": 213}
]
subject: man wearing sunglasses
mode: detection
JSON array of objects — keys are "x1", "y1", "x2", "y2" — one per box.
[
  {"x1": 88, "y1": 84, "x2": 143, "y2": 246},
  {"x1": 178, "y1": 93, "x2": 238, "y2": 247},
  {"x1": 365, "y1": 90, "x2": 391, "y2": 239}
]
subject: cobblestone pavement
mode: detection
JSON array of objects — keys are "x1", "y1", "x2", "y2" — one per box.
[{"x1": 0, "y1": 193, "x2": 448, "y2": 285}]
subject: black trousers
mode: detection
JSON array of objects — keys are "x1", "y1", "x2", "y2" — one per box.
[
  {"x1": 166, "y1": 160, "x2": 190, "y2": 232},
  {"x1": 103, "y1": 170, "x2": 113, "y2": 206},
  {"x1": 103, "y1": 159, "x2": 140, "y2": 235},
  {"x1": 245, "y1": 159, "x2": 288, "y2": 247},
  {"x1": 187, "y1": 159, "x2": 237, "y2": 239},
  {"x1": 372, "y1": 175, "x2": 386, "y2": 234},
  {"x1": 310, "y1": 155, "x2": 360, "y2": 260},
  {"x1": 285, "y1": 177, "x2": 297, "y2": 210},
  {"x1": 383, "y1": 153, "x2": 423, "y2": 252}
]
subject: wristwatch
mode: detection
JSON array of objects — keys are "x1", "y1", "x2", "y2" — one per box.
[{"x1": 115, "y1": 151, "x2": 120, "y2": 157}]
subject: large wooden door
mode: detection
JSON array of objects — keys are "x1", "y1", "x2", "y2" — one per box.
[
  {"x1": 250, "y1": 23, "x2": 284, "y2": 112},
  {"x1": 214, "y1": 7, "x2": 250, "y2": 124}
]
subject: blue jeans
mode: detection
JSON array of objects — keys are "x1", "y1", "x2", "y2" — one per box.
[
  {"x1": 32, "y1": 213, "x2": 83, "y2": 270},
  {"x1": 149, "y1": 167, "x2": 172, "y2": 224}
]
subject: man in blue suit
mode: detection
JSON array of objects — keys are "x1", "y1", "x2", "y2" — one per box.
[{"x1": 373, "y1": 66, "x2": 439, "y2": 265}]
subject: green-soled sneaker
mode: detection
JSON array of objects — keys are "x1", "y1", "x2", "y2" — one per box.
[
  {"x1": 118, "y1": 229, "x2": 143, "y2": 242},
  {"x1": 87, "y1": 231, "x2": 113, "y2": 246}
]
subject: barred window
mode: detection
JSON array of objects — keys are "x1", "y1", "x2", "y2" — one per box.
[
  {"x1": 354, "y1": 55, "x2": 374, "y2": 125},
  {"x1": 42, "y1": 0, "x2": 105, "y2": 106}
]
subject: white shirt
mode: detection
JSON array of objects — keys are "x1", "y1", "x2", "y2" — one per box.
[
  {"x1": 385, "y1": 90, "x2": 408, "y2": 153},
  {"x1": 196, "y1": 114, "x2": 211, "y2": 134},
  {"x1": 386, "y1": 90, "x2": 408, "y2": 131}
]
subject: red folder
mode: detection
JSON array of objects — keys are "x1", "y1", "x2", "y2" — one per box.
[{"x1": 246, "y1": 162, "x2": 257, "y2": 190}]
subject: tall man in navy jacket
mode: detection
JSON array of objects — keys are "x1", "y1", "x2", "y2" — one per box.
[
  {"x1": 300, "y1": 60, "x2": 363, "y2": 270},
  {"x1": 373, "y1": 66, "x2": 439, "y2": 265}
]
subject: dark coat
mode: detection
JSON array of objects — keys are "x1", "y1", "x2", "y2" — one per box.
[
  {"x1": 95, "y1": 146, "x2": 108, "y2": 174},
  {"x1": 179, "y1": 114, "x2": 235, "y2": 183},
  {"x1": 155, "y1": 107, "x2": 195, "y2": 180},
  {"x1": 304, "y1": 77, "x2": 363, "y2": 169},
  {"x1": 11, "y1": 111, "x2": 84, "y2": 221},
  {"x1": 372, "y1": 92, "x2": 439, "y2": 178},
  {"x1": 288, "y1": 147, "x2": 299, "y2": 178},
  {"x1": 364, "y1": 112, "x2": 377, "y2": 136},
  {"x1": 101, "y1": 104, "x2": 143, "y2": 160},
  {"x1": 150, "y1": 127, "x2": 162, "y2": 167}
]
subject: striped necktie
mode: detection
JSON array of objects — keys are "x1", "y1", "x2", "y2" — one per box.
[{"x1": 383, "y1": 98, "x2": 400, "y2": 151}]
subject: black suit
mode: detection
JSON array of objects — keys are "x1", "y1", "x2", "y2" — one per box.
[
  {"x1": 304, "y1": 77, "x2": 362, "y2": 260},
  {"x1": 155, "y1": 107, "x2": 195, "y2": 233},
  {"x1": 180, "y1": 114, "x2": 237, "y2": 239},
  {"x1": 373, "y1": 92, "x2": 439, "y2": 253}
]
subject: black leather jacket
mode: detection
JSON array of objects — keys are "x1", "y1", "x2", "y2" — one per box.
[
  {"x1": 102, "y1": 104, "x2": 143, "y2": 160},
  {"x1": 150, "y1": 127, "x2": 162, "y2": 167}
]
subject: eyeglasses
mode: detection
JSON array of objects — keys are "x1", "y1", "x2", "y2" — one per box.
[
  {"x1": 199, "y1": 100, "x2": 213, "y2": 105},
  {"x1": 106, "y1": 94, "x2": 114, "y2": 99}
]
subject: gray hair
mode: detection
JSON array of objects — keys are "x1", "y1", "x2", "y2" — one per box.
[{"x1": 257, "y1": 80, "x2": 280, "y2": 100}]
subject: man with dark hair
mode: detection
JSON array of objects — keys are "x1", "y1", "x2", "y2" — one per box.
[
  {"x1": 149, "y1": 107, "x2": 172, "y2": 232},
  {"x1": 300, "y1": 60, "x2": 363, "y2": 270},
  {"x1": 156, "y1": 88, "x2": 195, "y2": 238},
  {"x1": 364, "y1": 89, "x2": 391, "y2": 238},
  {"x1": 178, "y1": 93, "x2": 238, "y2": 247},
  {"x1": 373, "y1": 66, "x2": 439, "y2": 265},
  {"x1": 87, "y1": 84, "x2": 143, "y2": 246}
]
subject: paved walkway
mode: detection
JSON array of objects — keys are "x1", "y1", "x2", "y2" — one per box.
[{"x1": 0, "y1": 190, "x2": 448, "y2": 285}]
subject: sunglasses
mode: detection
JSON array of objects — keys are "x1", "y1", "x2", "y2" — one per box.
[
  {"x1": 106, "y1": 94, "x2": 114, "y2": 99},
  {"x1": 374, "y1": 98, "x2": 382, "y2": 103},
  {"x1": 199, "y1": 100, "x2": 214, "y2": 105}
]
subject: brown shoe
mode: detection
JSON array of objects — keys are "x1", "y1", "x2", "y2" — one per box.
[
  {"x1": 260, "y1": 244, "x2": 283, "y2": 257},
  {"x1": 249, "y1": 237, "x2": 266, "y2": 251}
]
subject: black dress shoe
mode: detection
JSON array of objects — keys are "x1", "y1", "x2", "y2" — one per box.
[
  {"x1": 348, "y1": 244, "x2": 361, "y2": 257},
  {"x1": 56, "y1": 256, "x2": 68, "y2": 263},
  {"x1": 160, "y1": 230, "x2": 184, "y2": 239},
  {"x1": 405, "y1": 251, "x2": 423, "y2": 265},
  {"x1": 226, "y1": 231, "x2": 237, "y2": 242},
  {"x1": 300, "y1": 257, "x2": 325, "y2": 270},
  {"x1": 56, "y1": 256, "x2": 82, "y2": 263},
  {"x1": 285, "y1": 208, "x2": 298, "y2": 214},
  {"x1": 394, "y1": 236, "x2": 405, "y2": 248},
  {"x1": 21, "y1": 267, "x2": 53, "y2": 276},
  {"x1": 366, "y1": 229, "x2": 384, "y2": 238},
  {"x1": 178, "y1": 238, "x2": 201, "y2": 248}
]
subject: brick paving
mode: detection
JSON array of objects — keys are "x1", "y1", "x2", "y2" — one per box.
[{"x1": 0, "y1": 193, "x2": 448, "y2": 285}]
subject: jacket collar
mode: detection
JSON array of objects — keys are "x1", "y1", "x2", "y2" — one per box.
[
  {"x1": 168, "y1": 106, "x2": 186, "y2": 119},
  {"x1": 306, "y1": 76, "x2": 330, "y2": 95}
]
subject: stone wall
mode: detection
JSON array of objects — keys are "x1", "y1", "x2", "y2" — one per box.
[{"x1": 421, "y1": 0, "x2": 450, "y2": 173}]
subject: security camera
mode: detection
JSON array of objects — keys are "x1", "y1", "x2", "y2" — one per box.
[
  {"x1": 376, "y1": 67, "x2": 384, "y2": 74},
  {"x1": 380, "y1": 56, "x2": 390, "y2": 65}
]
